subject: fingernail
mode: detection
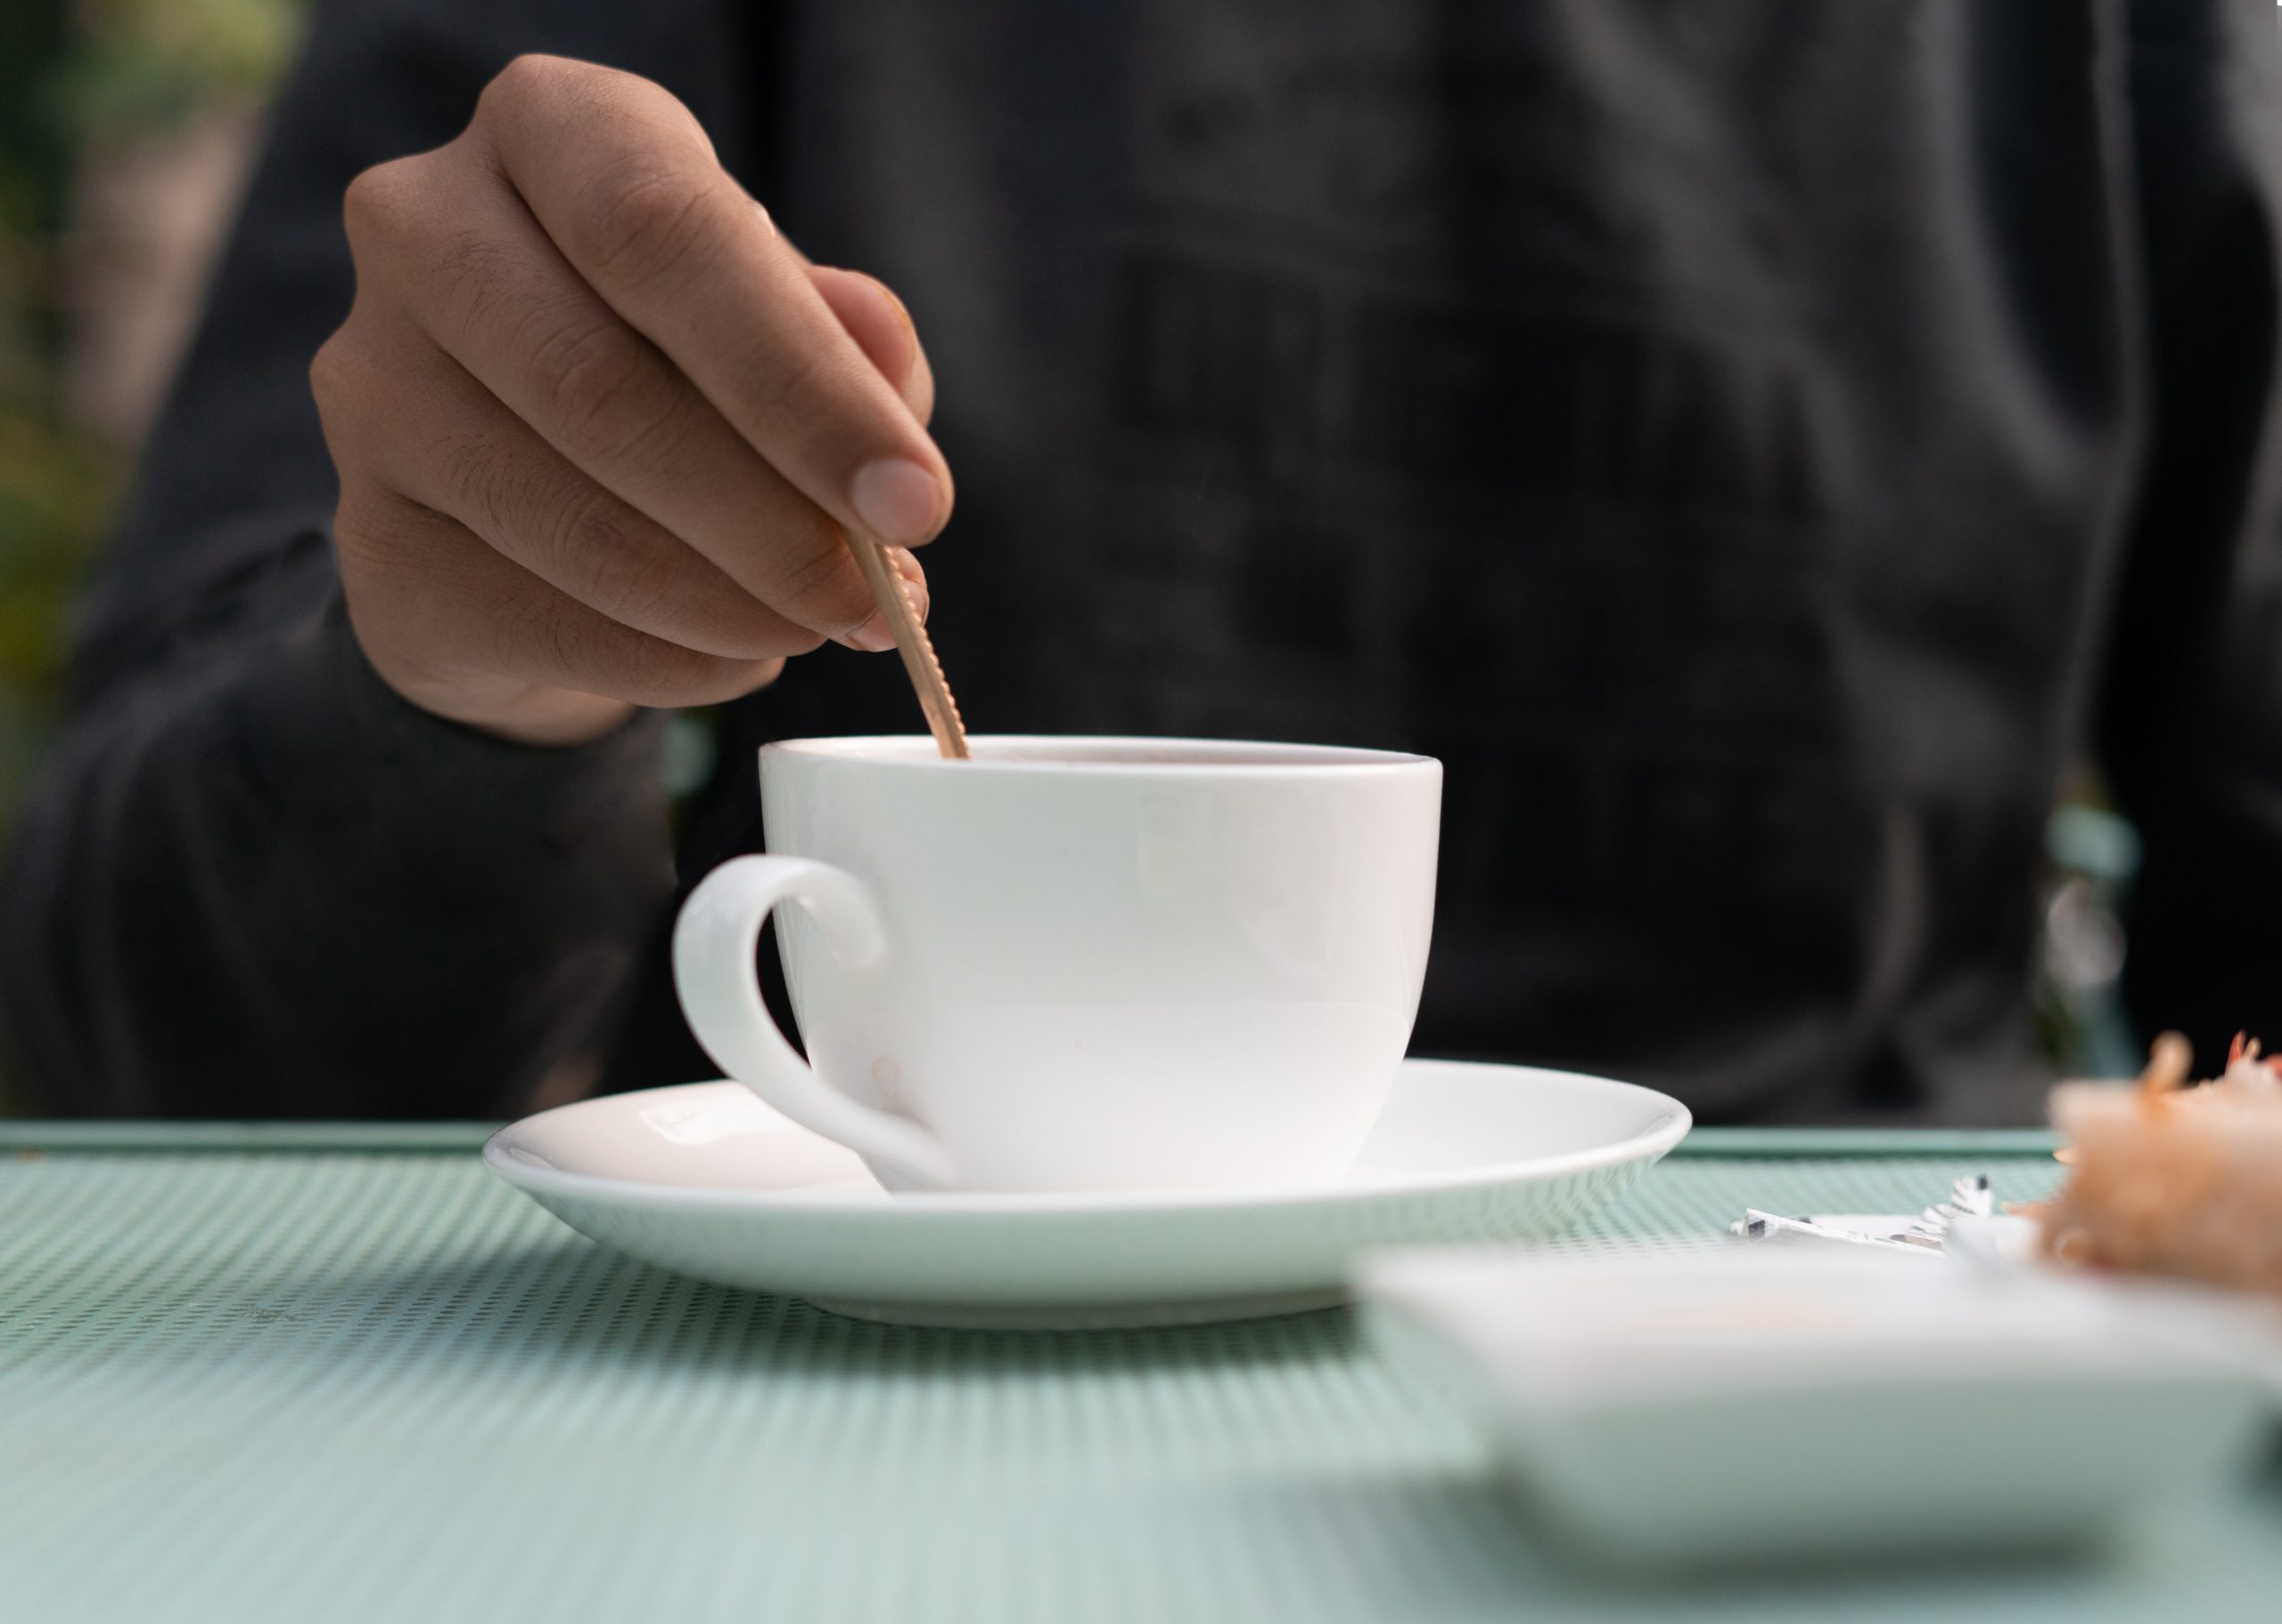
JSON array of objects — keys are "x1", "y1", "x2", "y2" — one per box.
[
  {"x1": 850, "y1": 457, "x2": 943, "y2": 544},
  {"x1": 869, "y1": 275, "x2": 917, "y2": 342},
  {"x1": 844, "y1": 611, "x2": 897, "y2": 652}
]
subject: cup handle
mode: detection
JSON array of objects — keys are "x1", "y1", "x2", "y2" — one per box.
[{"x1": 673, "y1": 855, "x2": 955, "y2": 1189}]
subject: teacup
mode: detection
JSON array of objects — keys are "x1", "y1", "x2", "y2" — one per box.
[{"x1": 673, "y1": 735, "x2": 1441, "y2": 1193}]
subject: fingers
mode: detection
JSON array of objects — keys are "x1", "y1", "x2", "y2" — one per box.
[
  {"x1": 319, "y1": 316, "x2": 839, "y2": 661},
  {"x1": 319, "y1": 54, "x2": 949, "y2": 746},
  {"x1": 333, "y1": 485, "x2": 788, "y2": 742},
  {"x1": 807, "y1": 266, "x2": 935, "y2": 425},
  {"x1": 470, "y1": 56, "x2": 954, "y2": 546},
  {"x1": 342, "y1": 148, "x2": 882, "y2": 645}
]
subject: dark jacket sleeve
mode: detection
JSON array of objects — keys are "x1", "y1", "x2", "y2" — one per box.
[
  {"x1": 2, "y1": 0, "x2": 759, "y2": 1116},
  {"x1": 2102, "y1": 1, "x2": 2282, "y2": 1070}
]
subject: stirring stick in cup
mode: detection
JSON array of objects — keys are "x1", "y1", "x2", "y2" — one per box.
[{"x1": 844, "y1": 528, "x2": 970, "y2": 759}]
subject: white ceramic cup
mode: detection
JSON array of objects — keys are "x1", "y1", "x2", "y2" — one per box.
[{"x1": 672, "y1": 735, "x2": 1441, "y2": 1193}]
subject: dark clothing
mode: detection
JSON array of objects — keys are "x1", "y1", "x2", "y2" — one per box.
[{"x1": 11, "y1": 0, "x2": 2282, "y2": 1122}]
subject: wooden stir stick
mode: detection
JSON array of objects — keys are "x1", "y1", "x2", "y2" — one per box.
[{"x1": 844, "y1": 529, "x2": 970, "y2": 759}]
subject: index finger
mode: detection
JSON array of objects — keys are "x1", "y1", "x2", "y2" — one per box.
[{"x1": 472, "y1": 57, "x2": 951, "y2": 546}]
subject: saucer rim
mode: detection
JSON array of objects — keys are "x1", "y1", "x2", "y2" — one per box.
[{"x1": 481, "y1": 1059, "x2": 1693, "y2": 1218}]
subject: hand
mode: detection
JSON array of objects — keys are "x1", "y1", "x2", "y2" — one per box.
[{"x1": 311, "y1": 54, "x2": 948, "y2": 745}]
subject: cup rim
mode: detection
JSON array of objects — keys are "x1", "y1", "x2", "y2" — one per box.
[{"x1": 759, "y1": 734, "x2": 1439, "y2": 775}]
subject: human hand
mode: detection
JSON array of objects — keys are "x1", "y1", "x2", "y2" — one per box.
[{"x1": 312, "y1": 54, "x2": 947, "y2": 744}]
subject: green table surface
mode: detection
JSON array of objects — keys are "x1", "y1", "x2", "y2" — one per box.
[{"x1": 2, "y1": 1124, "x2": 2276, "y2": 1623}]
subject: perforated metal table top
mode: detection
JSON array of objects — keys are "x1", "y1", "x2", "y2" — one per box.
[{"x1": 3, "y1": 1124, "x2": 2276, "y2": 1623}]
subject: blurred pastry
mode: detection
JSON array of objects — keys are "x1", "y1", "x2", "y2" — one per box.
[{"x1": 2028, "y1": 1031, "x2": 2282, "y2": 1298}]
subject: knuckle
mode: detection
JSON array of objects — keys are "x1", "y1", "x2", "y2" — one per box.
[
  {"x1": 455, "y1": 451, "x2": 649, "y2": 609},
  {"x1": 328, "y1": 492, "x2": 384, "y2": 570},
  {"x1": 341, "y1": 159, "x2": 417, "y2": 251},
  {"x1": 572, "y1": 516, "x2": 682, "y2": 627},
  {"x1": 308, "y1": 331, "x2": 352, "y2": 412},
  {"x1": 485, "y1": 53, "x2": 667, "y2": 126},
  {"x1": 481, "y1": 53, "x2": 577, "y2": 119},
  {"x1": 342, "y1": 154, "x2": 459, "y2": 263},
  {"x1": 580, "y1": 160, "x2": 718, "y2": 291},
  {"x1": 548, "y1": 501, "x2": 800, "y2": 663},
  {"x1": 332, "y1": 489, "x2": 437, "y2": 581},
  {"x1": 527, "y1": 316, "x2": 665, "y2": 462},
  {"x1": 742, "y1": 342, "x2": 835, "y2": 445},
  {"x1": 608, "y1": 634, "x2": 715, "y2": 707},
  {"x1": 431, "y1": 422, "x2": 507, "y2": 531},
  {"x1": 521, "y1": 595, "x2": 594, "y2": 686},
  {"x1": 429, "y1": 228, "x2": 523, "y2": 328},
  {"x1": 309, "y1": 323, "x2": 392, "y2": 444}
]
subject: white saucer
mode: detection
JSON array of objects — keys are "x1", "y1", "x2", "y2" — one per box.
[{"x1": 483, "y1": 1060, "x2": 1690, "y2": 1328}]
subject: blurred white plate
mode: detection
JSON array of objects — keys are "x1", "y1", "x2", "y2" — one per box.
[
  {"x1": 484, "y1": 1060, "x2": 1687, "y2": 1328},
  {"x1": 1359, "y1": 1248, "x2": 2270, "y2": 1569}
]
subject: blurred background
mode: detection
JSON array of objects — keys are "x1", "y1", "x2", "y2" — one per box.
[
  {"x1": 0, "y1": 0, "x2": 2147, "y2": 1115},
  {"x1": 0, "y1": 0, "x2": 304, "y2": 1111}
]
